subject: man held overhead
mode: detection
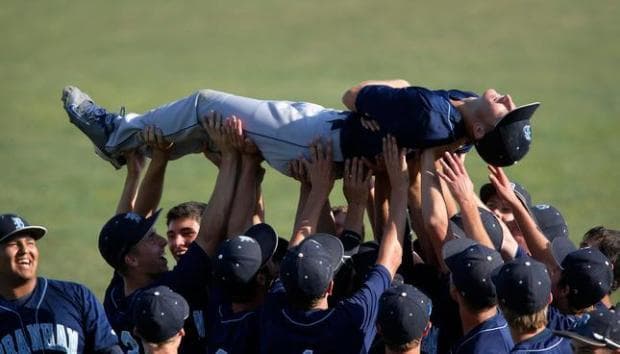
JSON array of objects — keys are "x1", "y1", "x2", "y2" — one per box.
[{"x1": 61, "y1": 80, "x2": 539, "y2": 174}]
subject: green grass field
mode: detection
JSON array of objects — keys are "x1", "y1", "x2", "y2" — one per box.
[{"x1": 1, "y1": 0, "x2": 619, "y2": 298}]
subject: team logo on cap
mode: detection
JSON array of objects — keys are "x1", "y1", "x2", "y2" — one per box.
[
  {"x1": 535, "y1": 204, "x2": 550, "y2": 210},
  {"x1": 11, "y1": 217, "x2": 25, "y2": 230},
  {"x1": 523, "y1": 125, "x2": 532, "y2": 141},
  {"x1": 124, "y1": 213, "x2": 142, "y2": 223}
]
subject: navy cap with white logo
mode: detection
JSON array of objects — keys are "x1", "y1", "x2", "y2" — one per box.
[
  {"x1": 531, "y1": 204, "x2": 569, "y2": 241},
  {"x1": 450, "y1": 208, "x2": 504, "y2": 251},
  {"x1": 132, "y1": 285, "x2": 189, "y2": 344},
  {"x1": 443, "y1": 238, "x2": 504, "y2": 308},
  {"x1": 475, "y1": 102, "x2": 540, "y2": 167},
  {"x1": 0, "y1": 214, "x2": 47, "y2": 243},
  {"x1": 555, "y1": 306, "x2": 620, "y2": 349},
  {"x1": 98, "y1": 210, "x2": 162, "y2": 270},
  {"x1": 213, "y1": 223, "x2": 278, "y2": 287},
  {"x1": 552, "y1": 237, "x2": 614, "y2": 309},
  {"x1": 378, "y1": 284, "x2": 432, "y2": 346},
  {"x1": 492, "y1": 257, "x2": 551, "y2": 315},
  {"x1": 280, "y1": 233, "x2": 344, "y2": 299}
]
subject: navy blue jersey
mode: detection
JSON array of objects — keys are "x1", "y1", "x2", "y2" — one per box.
[
  {"x1": 104, "y1": 243, "x2": 211, "y2": 353},
  {"x1": 510, "y1": 328, "x2": 572, "y2": 353},
  {"x1": 546, "y1": 305, "x2": 579, "y2": 332},
  {"x1": 340, "y1": 86, "x2": 477, "y2": 159},
  {"x1": 260, "y1": 264, "x2": 391, "y2": 354},
  {"x1": 0, "y1": 278, "x2": 120, "y2": 353},
  {"x1": 206, "y1": 288, "x2": 260, "y2": 354},
  {"x1": 449, "y1": 310, "x2": 514, "y2": 354}
]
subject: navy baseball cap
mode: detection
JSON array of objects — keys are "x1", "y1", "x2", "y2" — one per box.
[
  {"x1": 280, "y1": 234, "x2": 344, "y2": 298},
  {"x1": 450, "y1": 208, "x2": 504, "y2": 251},
  {"x1": 531, "y1": 204, "x2": 569, "y2": 241},
  {"x1": 0, "y1": 214, "x2": 47, "y2": 243},
  {"x1": 475, "y1": 102, "x2": 540, "y2": 167},
  {"x1": 443, "y1": 238, "x2": 504, "y2": 307},
  {"x1": 552, "y1": 237, "x2": 614, "y2": 309},
  {"x1": 555, "y1": 306, "x2": 620, "y2": 349},
  {"x1": 480, "y1": 181, "x2": 532, "y2": 209},
  {"x1": 98, "y1": 210, "x2": 162, "y2": 270},
  {"x1": 492, "y1": 257, "x2": 551, "y2": 315},
  {"x1": 132, "y1": 285, "x2": 189, "y2": 343},
  {"x1": 213, "y1": 223, "x2": 278, "y2": 286},
  {"x1": 377, "y1": 284, "x2": 432, "y2": 346}
]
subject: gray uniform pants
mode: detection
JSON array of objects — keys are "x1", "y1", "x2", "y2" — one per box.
[{"x1": 106, "y1": 90, "x2": 346, "y2": 175}]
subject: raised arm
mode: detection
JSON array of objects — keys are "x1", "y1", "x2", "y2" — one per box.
[
  {"x1": 341, "y1": 79, "x2": 411, "y2": 111},
  {"x1": 290, "y1": 140, "x2": 335, "y2": 248},
  {"x1": 225, "y1": 116, "x2": 264, "y2": 236},
  {"x1": 133, "y1": 125, "x2": 173, "y2": 217},
  {"x1": 437, "y1": 152, "x2": 495, "y2": 250},
  {"x1": 194, "y1": 112, "x2": 240, "y2": 256},
  {"x1": 375, "y1": 136, "x2": 409, "y2": 278},
  {"x1": 488, "y1": 166, "x2": 560, "y2": 274},
  {"x1": 115, "y1": 150, "x2": 145, "y2": 214},
  {"x1": 342, "y1": 157, "x2": 372, "y2": 237},
  {"x1": 420, "y1": 148, "x2": 450, "y2": 268}
]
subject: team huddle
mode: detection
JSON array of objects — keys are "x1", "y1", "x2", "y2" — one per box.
[{"x1": 1, "y1": 80, "x2": 618, "y2": 354}]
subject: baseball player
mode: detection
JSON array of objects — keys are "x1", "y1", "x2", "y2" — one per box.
[
  {"x1": 99, "y1": 117, "x2": 242, "y2": 353},
  {"x1": 375, "y1": 284, "x2": 433, "y2": 354},
  {"x1": 492, "y1": 257, "x2": 573, "y2": 353},
  {"x1": 61, "y1": 80, "x2": 538, "y2": 173},
  {"x1": 442, "y1": 238, "x2": 514, "y2": 354},
  {"x1": 131, "y1": 286, "x2": 189, "y2": 354},
  {"x1": 165, "y1": 202, "x2": 207, "y2": 261},
  {"x1": 259, "y1": 136, "x2": 409, "y2": 353},
  {"x1": 0, "y1": 213, "x2": 122, "y2": 354}
]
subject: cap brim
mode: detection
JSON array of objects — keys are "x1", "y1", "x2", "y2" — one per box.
[
  {"x1": 244, "y1": 223, "x2": 278, "y2": 266},
  {"x1": 442, "y1": 237, "x2": 478, "y2": 261},
  {"x1": 554, "y1": 330, "x2": 607, "y2": 348},
  {"x1": 551, "y1": 236, "x2": 577, "y2": 267},
  {"x1": 496, "y1": 102, "x2": 541, "y2": 128},
  {"x1": 307, "y1": 233, "x2": 344, "y2": 272},
  {"x1": 0, "y1": 226, "x2": 47, "y2": 243}
]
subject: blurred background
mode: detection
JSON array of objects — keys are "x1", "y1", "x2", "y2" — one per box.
[{"x1": 1, "y1": 0, "x2": 618, "y2": 297}]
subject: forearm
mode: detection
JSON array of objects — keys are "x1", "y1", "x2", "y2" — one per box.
[
  {"x1": 511, "y1": 201, "x2": 559, "y2": 271},
  {"x1": 227, "y1": 156, "x2": 261, "y2": 236},
  {"x1": 376, "y1": 185, "x2": 407, "y2": 277},
  {"x1": 290, "y1": 188, "x2": 330, "y2": 247},
  {"x1": 293, "y1": 184, "x2": 311, "y2": 233},
  {"x1": 343, "y1": 201, "x2": 365, "y2": 236},
  {"x1": 115, "y1": 171, "x2": 141, "y2": 214},
  {"x1": 342, "y1": 79, "x2": 411, "y2": 111},
  {"x1": 420, "y1": 153, "x2": 449, "y2": 265},
  {"x1": 457, "y1": 195, "x2": 495, "y2": 250},
  {"x1": 196, "y1": 153, "x2": 239, "y2": 255},
  {"x1": 408, "y1": 162, "x2": 439, "y2": 266},
  {"x1": 133, "y1": 153, "x2": 168, "y2": 217},
  {"x1": 373, "y1": 173, "x2": 390, "y2": 242}
]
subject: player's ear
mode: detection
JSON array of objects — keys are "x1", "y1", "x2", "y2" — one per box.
[
  {"x1": 125, "y1": 253, "x2": 138, "y2": 268},
  {"x1": 472, "y1": 121, "x2": 486, "y2": 140}
]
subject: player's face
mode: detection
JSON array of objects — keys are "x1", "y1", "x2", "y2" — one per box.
[
  {"x1": 485, "y1": 194, "x2": 515, "y2": 224},
  {"x1": 479, "y1": 89, "x2": 516, "y2": 128},
  {"x1": 166, "y1": 217, "x2": 200, "y2": 261},
  {"x1": 131, "y1": 230, "x2": 169, "y2": 276},
  {"x1": 0, "y1": 234, "x2": 39, "y2": 282}
]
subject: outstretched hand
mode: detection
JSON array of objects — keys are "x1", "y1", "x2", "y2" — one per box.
[
  {"x1": 227, "y1": 116, "x2": 262, "y2": 158},
  {"x1": 436, "y1": 152, "x2": 474, "y2": 203},
  {"x1": 383, "y1": 135, "x2": 408, "y2": 191},
  {"x1": 488, "y1": 165, "x2": 521, "y2": 207},
  {"x1": 302, "y1": 139, "x2": 335, "y2": 194},
  {"x1": 199, "y1": 111, "x2": 234, "y2": 153},
  {"x1": 343, "y1": 157, "x2": 372, "y2": 205},
  {"x1": 288, "y1": 158, "x2": 310, "y2": 185}
]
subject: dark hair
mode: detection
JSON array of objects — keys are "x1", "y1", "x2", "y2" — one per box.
[
  {"x1": 217, "y1": 267, "x2": 271, "y2": 304},
  {"x1": 581, "y1": 226, "x2": 620, "y2": 292},
  {"x1": 285, "y1": 287, "x2": 329, "y2": 310},
  {"x1": 460, "y1": 293, "x2": 498, "y2": 312},
  {"x1": 166, "y1": 201, "x2": 207, "y2": 226}
]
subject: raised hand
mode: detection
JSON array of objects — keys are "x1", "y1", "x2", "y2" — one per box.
[
  {"x1": 487, "y1": 165, "x2": 521, "y2": 207},
  {"x1": 199, "y1": 111, "x2": 234, "y2": 153},
  {"x1": 302, "y1": 139, "x2": 335, "y2": 194},
  {"x1": 382, "y1": 135, "x2": 408, "y2": 191},
  {"x1": 436, "y1": 151, "x2": 474, "y2": 203},
  {"x1": 343, "y1": 157, "x2": 372, "y2": 206}
]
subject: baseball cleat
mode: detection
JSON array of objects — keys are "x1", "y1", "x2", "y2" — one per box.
[{"x1": 62, "y1": 86, "x2": 126, "y2": 169}]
